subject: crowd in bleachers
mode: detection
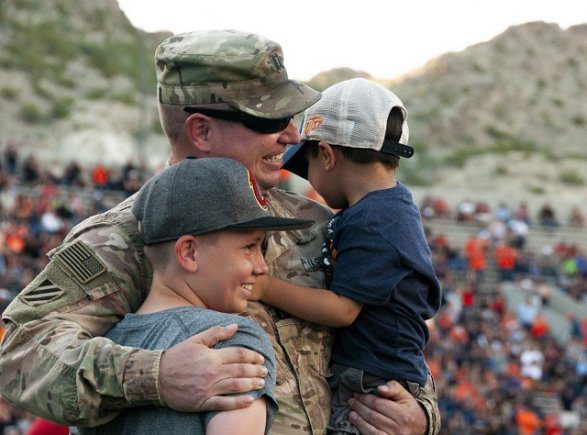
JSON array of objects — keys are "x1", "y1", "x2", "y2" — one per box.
[
  {"x1": 423, "y1": 197, "x2": 586, "y2": 434},
  {"x1": 420, "y1": 195, "x2": 586, "y2": 229},
  {"x1": 420, "y1": 194, "x2": 587, "y2": 304},
  {"x1": 1, "y1": 149, "x2": 586, "y2": 433},
  {"x1": 0, "y1": 146, "x2": 153, "y2": 296}
]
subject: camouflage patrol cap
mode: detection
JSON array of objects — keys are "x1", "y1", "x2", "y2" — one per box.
[{"x1": 155, "y1": 30, "x2": 321, "y2": 119}]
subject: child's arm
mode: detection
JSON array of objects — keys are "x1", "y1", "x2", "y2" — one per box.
[
  {"x1": 252, "y1": 276, "x2": 362, "y2": 327},
  {"x1": 206, "y1": 398, "x2": 267, "y2": 435}
]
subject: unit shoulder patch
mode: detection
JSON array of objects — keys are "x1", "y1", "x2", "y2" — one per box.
[{"x1": 20, "y1": 279, "x2": 64, "y2": 306}]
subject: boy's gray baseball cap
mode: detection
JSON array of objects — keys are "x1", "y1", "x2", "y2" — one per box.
[
  {"x1": 132, "y1": 158, "x2": 313, "y2": 245},
  {"x1": 283, "y1": 78, "x2": 414, "y2": 179},
  {"x1": 155, "y1": 29, "x2": 321, "y2": 119}
]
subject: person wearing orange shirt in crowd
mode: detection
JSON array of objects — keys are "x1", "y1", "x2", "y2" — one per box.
[
  {"x1": 464, "y1": 234, "x2": 489, "y2": 283},
  {"x1": 515, "y1": 403, "x2": 542, "y2": 435},
  {"x1": 91, "y1": 163, "x2": 109, "y2": 188},
  {"x1": 531, "y1": 314, "x2": 550, "y2": 338},
  {"x1": 494, "y1": 240, "x2": 517, "y2": 281},
  {"x1": 5, "y1": 225, "x2": 27, "y2": 255},
  {"x1": 460, "y1": 280, "x2": 476, "y2": 311}
]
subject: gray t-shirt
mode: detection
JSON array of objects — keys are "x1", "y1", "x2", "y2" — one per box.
[{"x1": 80, "y1": 306, "x2": 277, "y2": 435}]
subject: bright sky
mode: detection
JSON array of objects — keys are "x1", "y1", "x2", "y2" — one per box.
[{"x1": 118, "y1": 0, "x2": 586, "y2": 81}]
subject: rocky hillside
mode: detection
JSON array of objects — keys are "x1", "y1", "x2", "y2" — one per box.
[
  {"x1": 391, "y1": 21, "x2": 587, "y2": 208},
  {"x1": 0, "y1": 1, "x2": 585, "y2": 209},
  {"x1": 0, "y1": 0, "x2": 170, "y2": 167}
]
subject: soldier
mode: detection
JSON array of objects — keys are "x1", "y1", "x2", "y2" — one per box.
[{"x1": 0, "y1": 30, "x2": 439, "y2": 434}]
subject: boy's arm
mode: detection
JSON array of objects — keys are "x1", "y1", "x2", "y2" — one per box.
[
  {"x1": 203, "y1": 317, "x2": 277, "y2": 435},
  {"x1": 206, "y1": 398, "x2": 267, "y2": 435},
  {"x1": 252, "y1": 276, "x2": 362, "y2": 328}
]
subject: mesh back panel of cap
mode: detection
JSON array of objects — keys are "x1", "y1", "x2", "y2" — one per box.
[{"x1": 306, "y1": 78, "x2": 409, "y2": 150}]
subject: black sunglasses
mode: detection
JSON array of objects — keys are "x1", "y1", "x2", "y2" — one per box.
[{"x1": 183, "y1": 107, "x2": 292, "y2": 134}]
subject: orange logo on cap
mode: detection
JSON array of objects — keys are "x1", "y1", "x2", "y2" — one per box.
[
  {"x1": 303, "y1": 115, "x2": 323, "y2": 136},
  {"x1": 247, "y1": 170, "x2": 268, "y2": 210}
]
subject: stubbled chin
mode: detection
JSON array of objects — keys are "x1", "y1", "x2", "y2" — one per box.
[
  {"x1": 256, "y1": 170, "x2": 281, "y2": 192},
  {"x1": 258, "y1": 177, "x2": 279, "y2": 192}
]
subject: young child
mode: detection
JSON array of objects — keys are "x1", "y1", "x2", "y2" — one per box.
[
  {"x1": 81, "y1": 157, "x2": 313, "y2": 435},
  {"x1": 251, "y1": 78, "x2": 442, "y2": 434}
]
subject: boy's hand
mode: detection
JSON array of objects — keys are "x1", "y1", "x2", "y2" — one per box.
[{"x1": 250, "y1": 275, "x2": 270, "y2": 301}]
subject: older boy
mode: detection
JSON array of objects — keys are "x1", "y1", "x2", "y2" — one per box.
[
  {"x1": 252, "y1": 78, "x2": 442, "y2": 434},
  {"x1": 82, "y1": 157, "x2": 313, "y2": 435}
]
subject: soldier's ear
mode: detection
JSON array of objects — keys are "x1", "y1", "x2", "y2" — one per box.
[
  {"x1": 175, "y1": 235, "x2": 198, "y2": 272},
  {"x1": 185, "y1": 114, "x2": 212, "y2": 153}
]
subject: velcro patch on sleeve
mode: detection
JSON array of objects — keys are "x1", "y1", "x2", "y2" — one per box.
[
  {"x1": 21, "y1": 279, "x2": 65, "y2": 306},
  {"x1": 56, "y1": 240, "x2": 106, "y2": 284}
]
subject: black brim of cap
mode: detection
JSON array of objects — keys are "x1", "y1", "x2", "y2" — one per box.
[
  {"x1": 228, "y1": 216, "x2": 314, "y2": 231},
  {"x1": 282, "y1": 139, "x2": 414, "y2": 181},
  {"x1": 282, "y1": 142, "x2": 309, "y2": 179},
  {"x1": 381, "y1": 140, "x2": 414, "y2": 158}
]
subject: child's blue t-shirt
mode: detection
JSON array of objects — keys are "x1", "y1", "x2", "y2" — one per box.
[{"x1": 325, "y1": 183, "x2": 441, "y2": 386}]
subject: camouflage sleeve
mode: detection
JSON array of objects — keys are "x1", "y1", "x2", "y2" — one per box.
[
  {"x1": 416, "y1": 372, "x2": 441, "y2": 435},
  {"x1": 0, "y1": 198, "x2": 161, "y2": 426}
]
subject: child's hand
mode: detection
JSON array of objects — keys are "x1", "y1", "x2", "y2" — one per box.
[{"x1": 250, "y1": 276, "x2": 269, "y2": 301}]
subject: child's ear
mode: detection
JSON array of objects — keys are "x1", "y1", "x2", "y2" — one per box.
[
  {"x1": 185, "y1": 114, "x2": 212, "y2": 153},
  {"x1": 175, "y1": 235, "x2": 199, "y2": 273},
  {"x1": 318, "y1": 142, "x2": 337, "y2": 171}
]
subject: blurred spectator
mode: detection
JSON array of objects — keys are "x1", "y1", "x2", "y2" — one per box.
[
  {"x1": 515, "y1": 403, "x2": 542, "y2": 434},
  {"x1": 40, "y1": 206, "x2": 63, "y2": 234},
  {"x1": 508, "y1": 217, "x2": 529, "y2": 249},
  {"x1": 420, "y1": 195, "x2": 435, "y2": 219},
  {"x1": 474, "y1": 200, "x2": 492, "y2": 224},
  {"x1": 538, "y1": 202, "x2": 560, "y2": 229},
  {"x1": 567, "y1": 314, "x2": 584, "y2": 342},
  {"x1": 21, "y1": 155, "x2": 41, "y2": 185},
  {"x1": 517, "y1": 294, "x2": 539, "y2": 329},
  {"x1": 464, "y1": 233, "x2": 489, "y2": 283},
  {"x1": 62, "y1": 161, "x2": 84, "y2": 187},
  {"x1": 91, "y1": 164, "x2": 109, "y2": 189},
  {"x1": 421, "y1": 195, "x2": 450, "y2": 219},
  {"x1": 456, "y1": 198, "x2": 476, "y2": 222},
  {"x1": 514, "y1": 201, "x2": 531, "y2": 224},
  {"x1": 494, "y1": 240, "x2": 517, "y2": 281},
  {"x1": 568, "y1": 206, "x2": 585, "y2": 228},
  {"x1": 432, "y1": 196, "x2": 450, "y2": 218},
  {"x1": 495, "y1": 202, "x2": 511, "y2": 223},
  {"x1": 122, "y1": 169, "x2": 143, "y2": 195},
  {"x1": 3, "y1": 143, "x2": 19, "y2": 176},
  {"x1": 530, "y1": 314, "x2": 550, "y2": 338}
]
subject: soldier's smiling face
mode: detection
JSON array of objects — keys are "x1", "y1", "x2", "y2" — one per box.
[{"x1": 207, "y1": 117, "x2": 301, "y2": 193}]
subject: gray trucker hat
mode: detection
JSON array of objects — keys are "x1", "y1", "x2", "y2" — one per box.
[
  {"x1": 283, "y1": 78, "x2": 414, "y2": 179},
  {"x1": 132, "y1": 158, "x2": 313, "y2": 245}
]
